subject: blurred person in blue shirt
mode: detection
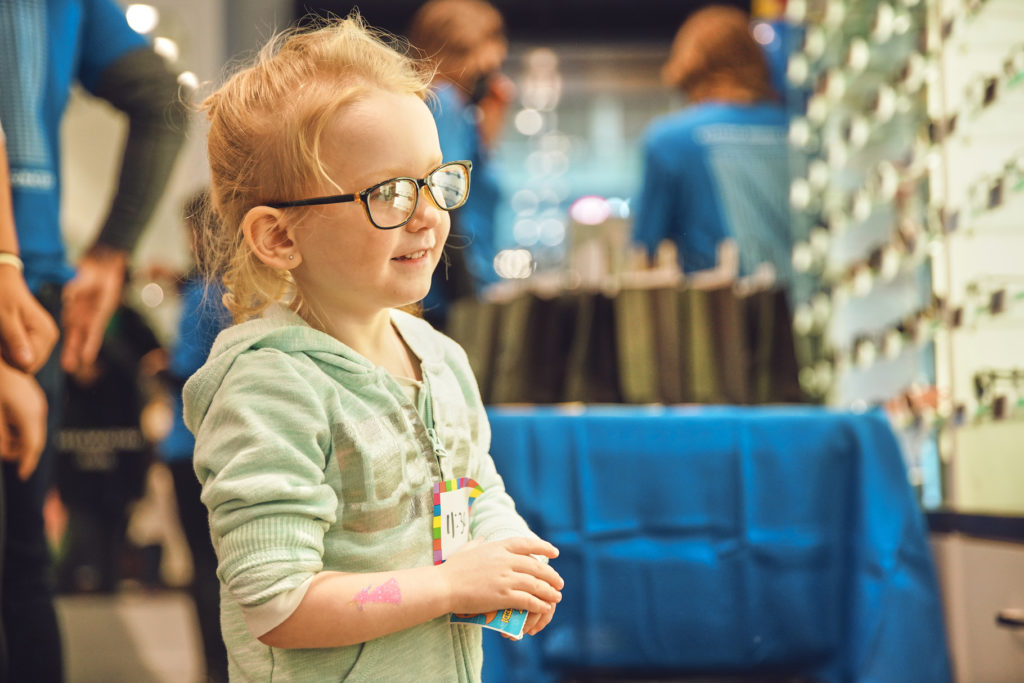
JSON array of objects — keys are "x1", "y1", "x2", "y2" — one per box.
[
  {"x1": 633, "y1": 5, "x2": 795, "y2": 289},
  {"x1": 0, "y1": 1, "x2": 186, "y2": 679},
  {"x1": 157, "y1": 189, "x2": 230, "y2": 683},
  {"x1": 407, "y1": 0, "x2": 514, "y2": 329}
]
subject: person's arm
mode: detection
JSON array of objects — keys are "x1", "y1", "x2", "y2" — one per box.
[
  {"x1": 459, "y1": 450, "x2": 561, "y2": 640},
  {"x1": 632, "y1": 130, "x2": 678, "y2": 264},
  {"x1": 457, "y1": 447, "x2": 561, "y2": 639},
  {"x1": 192, "y1": 352, "x2": 562, "y2": 650},
  {"x1": 61, "y1": 46, "x2": 187, "y2": 373},
  {"x1": 475, "y1": 72, "x2": 516, "y2": 151},
  {"x1": 260, "y1": 536, "x2": 561, "y2": 649},
  {"x1": 0, "y1": 357, "x2": 47, "y2": 480},
  {"x1": 0, "y1": 126, "x2": 59, "y2": 373},
  {"x1": 442, "y1": 339, "x2": 560, "y2": 638},
  {"x1": 90, "y1": 47, "x2": 189, "y2": 255}
]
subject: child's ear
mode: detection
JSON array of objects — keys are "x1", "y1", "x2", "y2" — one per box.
[{"x1": 241, "y1": 206, "x2": 301, "y2": 269}]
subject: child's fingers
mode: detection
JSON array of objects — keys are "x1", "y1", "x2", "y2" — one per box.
[
  {"x1": 508, "y1": 589, "x2": 558, "y2": 616},
  {"x1": 527, "y1": 605, "x2": 556, "y2": 636},
  {"x1": 512, "y1": 554, "x2": 564, "y2": 591},
  {"x1": 501, "y1": 536, "x2": 559, "y2": 559},
  {"x1": 517, "y1": 573, "x2": 561, "y2": 605},
  {"x1": 522, "y1": 609, "x2": 544, "y2": 635}
]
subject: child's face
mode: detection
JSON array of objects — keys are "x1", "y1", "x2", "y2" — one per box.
[{"x1": 288, "y1": 89, "x2": 450, "y2": 321}]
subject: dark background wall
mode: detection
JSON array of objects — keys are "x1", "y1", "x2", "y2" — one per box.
[{"x1": 293, "y1": 0, "x2": 752, "y2": 43}]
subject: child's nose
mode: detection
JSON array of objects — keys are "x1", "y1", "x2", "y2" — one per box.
[{"x1": 406, "y1": 185, "x2": 443, "y2": 230}]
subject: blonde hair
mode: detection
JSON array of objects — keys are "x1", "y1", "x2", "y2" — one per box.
[
  {"x1": 200, "y1": 13, "x2": 433, "y2": 322},
  {"x1": 407, "y1": 0, "x2": 505, "y2": 91},
  {"x1": 662, "y1": 5, "x2": 776, "y2": 104}
]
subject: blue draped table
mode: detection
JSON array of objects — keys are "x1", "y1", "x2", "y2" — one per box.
[{"x1": 480, "y1": 405, "x2": 951, "y2": 683}]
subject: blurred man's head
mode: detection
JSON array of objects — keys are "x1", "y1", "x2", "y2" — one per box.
[
  {"x1": 662, "y1": 5, "x2": 775, "y2": 104},
  {"x1": 407, "y1": 0, "x2": 507, "y2": 95}
]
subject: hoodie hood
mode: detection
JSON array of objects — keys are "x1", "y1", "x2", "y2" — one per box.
[{"x1": 182, "y1": 304, "x2": 443, "y2": 436}]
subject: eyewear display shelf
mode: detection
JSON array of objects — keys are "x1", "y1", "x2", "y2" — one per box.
[
  {"x1": 924, "y1": 0, "x2": 1024, "y2": 680},
  {"x1": 784, "y1": 0, "x2": 937, "y2": 499},
  {"x1": 927, "y1": 0, "x2": 1024, "y2": 517},
  {"x1": 786, "y1": 0, "x2": 1024, "y2": 679},
  {"x1": 785, "y1": 0, "x2": 1024, "y2": 508}
]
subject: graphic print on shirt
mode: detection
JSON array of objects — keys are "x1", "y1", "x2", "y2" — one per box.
[{"x1": 0, "y1": 1, "x2": 54, "y2": 190}]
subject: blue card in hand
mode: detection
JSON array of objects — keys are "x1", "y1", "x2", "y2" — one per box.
[{"x1": 450, "y1": 608, "x2": 528, "y2": 639}]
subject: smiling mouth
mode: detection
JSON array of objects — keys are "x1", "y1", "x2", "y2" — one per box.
[{"x1": 393, "y1": 250, "x2": 428, "y2": 261}]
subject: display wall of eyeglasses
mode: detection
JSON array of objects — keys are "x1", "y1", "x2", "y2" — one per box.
[
  {"x1": 785, "y1": 0, "x2": 1024, "y2": 513},
  {"x1": 928, "y1": 0, "x2": 1024, "y2": 515}
]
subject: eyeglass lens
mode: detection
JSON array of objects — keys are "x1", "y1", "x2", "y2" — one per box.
[
  {"x1": 367, "y1": 181, "x2": 418, "y2": 227},
  {"x1": 426, "y1": 165, "x2": 469, "y2": 209},
  {"x1": 365, "y1": 164, "x2": 469, "y2": 228}
]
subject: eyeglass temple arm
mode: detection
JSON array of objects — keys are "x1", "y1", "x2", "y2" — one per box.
[{"x1": 266, "y1": 192, "x2": 358, "y2": 209}]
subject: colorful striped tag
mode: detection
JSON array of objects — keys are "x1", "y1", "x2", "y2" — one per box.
[{"x1": 432, "y1": 478, "x2": 483, "y2": 565}]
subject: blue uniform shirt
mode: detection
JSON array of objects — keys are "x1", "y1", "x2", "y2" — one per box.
[
  {"x1": 633, "y1": 102, "x2": 794, "y2": 282},
  {"x1": 0, "y1": 0, "x2": 148, "y2": 290}
]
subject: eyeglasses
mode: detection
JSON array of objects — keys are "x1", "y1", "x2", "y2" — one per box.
[{"x1": 265, "y1": 160, "x2": 473, "y2": 229}]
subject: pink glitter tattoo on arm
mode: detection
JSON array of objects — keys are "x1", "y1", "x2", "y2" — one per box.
[{"x1": 350, "y1": 578, "x2": 402, "y2": 611}]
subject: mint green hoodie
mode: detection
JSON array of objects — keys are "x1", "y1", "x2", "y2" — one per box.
[{"x1": 184, "y1": 306, "x2": 534, "y2": 682}]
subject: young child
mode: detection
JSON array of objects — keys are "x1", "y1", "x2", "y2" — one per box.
[{"x1": 184, "y1": 13, "x2": 563, "y2": 681}]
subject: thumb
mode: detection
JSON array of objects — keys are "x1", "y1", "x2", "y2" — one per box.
[
  {"x1": 60, "y1": 324, "x2": 84, "y2": 373},
  {"x1": 17, "y1": 447, "x2": 41, "y2": 481},
  {"x1": 501, "y1": 536, "x2": 559, "y2": 559},
  {"x1": 0, "y1": 415, "x2": 10, "y2": 462},
  {"x1": 0, "y1": 317, "x2": 34, "y2": 372},
  {"x1": 78, "y1": 317, "x2": 106, "y2": 370}
]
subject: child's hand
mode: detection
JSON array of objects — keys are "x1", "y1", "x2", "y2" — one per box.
[
  {"x1": 501, "y1": 603, "x2": 558, "y2": 640},
  {"x1": 441, "y1": 537, "x2": 562, "y2": 617},
  {"x1": 525, "y1": 602, "x2": 557, "y2": 636}
]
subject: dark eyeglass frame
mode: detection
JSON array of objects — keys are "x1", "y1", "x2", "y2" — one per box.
[{"x1": 264, "y1": 160, "x2": 473, "y2": 230}]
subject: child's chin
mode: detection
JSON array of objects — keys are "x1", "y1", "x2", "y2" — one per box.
[{"x1": 398, "y1": 286, "x2": 432, "y2": 309}]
